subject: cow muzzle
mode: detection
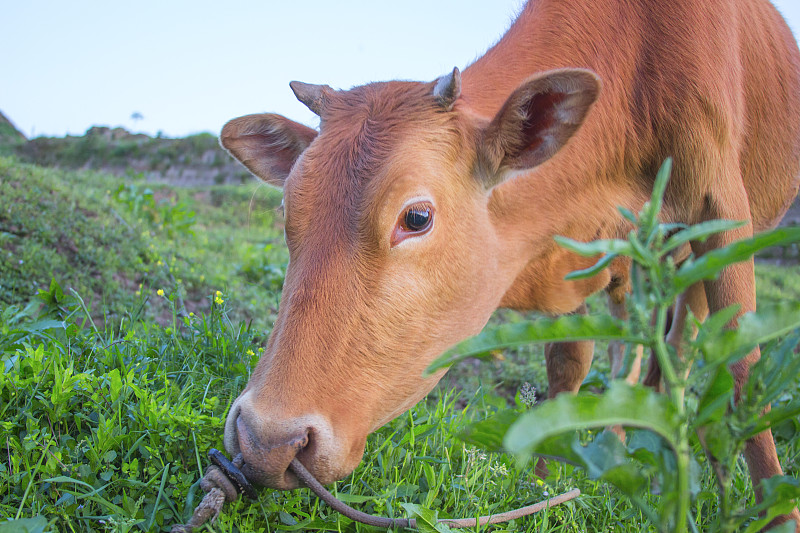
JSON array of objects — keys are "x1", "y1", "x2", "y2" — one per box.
[{"x1": 223, "y1": 392, "x2": 356, "y2": 490}]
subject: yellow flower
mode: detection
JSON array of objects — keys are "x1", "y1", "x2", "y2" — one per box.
[
  {"x1": 157, "y1": 289, "x2": 164, "y2": 297},
  {"x1": 189, "y1": 312, "x2": 194, "y2": 317},
  {"x1": 157, "y1": 260, "x2": 164, "y2": 266},
  {"x1": 246, "y1": 349, "x2": 255, "y2": 356},
  {"x1": 215, "y1": 290, "x2": 222, "y2": 297},
  {"x1": 215, "y1": 296, "x2": 224, "y2": 305}
]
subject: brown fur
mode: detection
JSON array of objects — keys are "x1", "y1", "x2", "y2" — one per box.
[{"x1": 220, "y1": 1, "x2": 800, "y2": 527}]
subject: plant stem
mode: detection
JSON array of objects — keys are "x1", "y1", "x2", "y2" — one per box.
[
  {"x1": 673, "y1": 424, "x2": 691, "y2": 533},
  {"x1": 652, "y1": 302, "x2": 690, "y2": 533},
  {"x1": 653, "y1": 304, "x2": 681, "y2": 405}
]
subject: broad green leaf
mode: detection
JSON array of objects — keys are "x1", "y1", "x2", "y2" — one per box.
[
  {"x1": 628, "y1": 430, "x2": 669, "y2": 468},
  {"x1": 553, "y1": 235, "x2": 633, "y2": 257},
  {"x1": 0, "y1": 517, "x2": 48, "y2": 533},
  {"x1": 108, "y1": 368, "x2": 123, "y2": 402},
  {"x1": 564, "y1": 253, "x2": 618, "y2": 280},
  {"x1": 427, "y1": 314, "x2": 645, "y2": 375},
  {"x1": 458, "y1": 409, "x2": 518, "y2": 451},
  {"x1": 744, "y1": 330, "x2": 800, "y2": 409},
  {"x1": 662, "y1": 219, "x2": 746, "y2": 255},
  {"x1": 22, "y1": 319, "x2": 66, "y2": 333},
  {"x1": 672, "y1": 227, "x2": 800, "y2": 295},
  {"x1": 334, "y1": 493, "x2": 378, "y2": 504},
  {"x1": 505, "y1": 382, "x2": 682, "y2": 458},
  {"x1": 695, "y1": 302, "x2": 800, "y2": 366},
  {"x1": 660, "y1": 222, "x2": 690, "y2": 234},
  {"x1": 741, "y1": 476, "x2": 800, "y2": 533},
  {"x1": 43, "y1": 475, "x2": 95, "y2": 491},
  {"x1": 741, "y1": 400, "x2": 800, "y2": 440},
  {"x1": 742, "y1": 506, "x2": 798, "y2": 533},
  {"x1": 693, "y1": 366, "x2": 734, "y2": 427},
  {"x1": 569, "y1": 432, "x2": 655, "y2": 518},
  {"x1": 278, "y1": 511, "x2": 298, "y2": 526},
  {"x1": 698, "y1": 419, "x2": 737, "y2": 483},
  {"x1": 571, "y1": 431, "x2": 642, "y2": 486},
  {"x1": 694, "y1": 305, "x2": 741, "y2": 345},
  {"x1": 400, "y1": 503, "x2": 456, "y2": 533},
  {"x1": 762, "y1": 523, "x2": 798, "y2": 533}
]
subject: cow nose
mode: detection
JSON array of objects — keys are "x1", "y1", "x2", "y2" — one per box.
[
  {"x1": 233, "y1": 412, "x2": 312, "y2": 490},
  {"x1": 224, "y1": 392, "x2": 362, "y2": 490}
]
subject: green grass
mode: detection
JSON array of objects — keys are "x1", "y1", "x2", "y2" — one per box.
[
  {"x1": 1, "y1": 155, "x2": 798, "y2": 532},
  {"x1": 0, "y1": 294, "x2": 656, "y2": 533},
  {"x1": 0, "y1": 156, "x2": 286, "y2": 335}
]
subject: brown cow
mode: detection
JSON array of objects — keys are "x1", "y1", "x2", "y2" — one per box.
[{"x1": 220, "y1": 0, "x2": 800, "y2": 528}]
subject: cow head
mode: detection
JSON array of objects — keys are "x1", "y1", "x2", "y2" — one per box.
[{"x1": 220, "y1": 68, "x2": 601, "y2": 489}]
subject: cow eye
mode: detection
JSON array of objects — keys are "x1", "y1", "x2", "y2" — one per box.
[
  {"x1": 402, "y1": 204, "x2": 433, "y2": 232},
  {"x1": 392, "y1": 201, "x2": 434, "y2": 247}
]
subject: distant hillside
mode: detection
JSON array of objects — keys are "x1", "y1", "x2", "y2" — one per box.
[
  {"x1": 2, "y1": 113, "x2": 252, "y2": 186},
  {"x1": 0, "y1": 155, "x2": 286, "y2": 331},
  {"x1": 0, "y1": 111, "x2": 26, "y2": 153}
]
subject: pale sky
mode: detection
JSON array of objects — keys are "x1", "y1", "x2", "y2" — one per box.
[{"x1": 2, "y1": 1, "x2": 799, "y2": 139}]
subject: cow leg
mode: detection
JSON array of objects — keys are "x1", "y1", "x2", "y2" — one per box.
[
  {"x1": 607, "y1": 296, "x2": 643, "y2": 386},
  {"x1": 606, "y1": 257, "x2": 642, "y2": 386},
  {"x1": 666, "y1": 281, "x2": 709, "y2": 377},
  {"x1": 538, "y1": 303, "x2": 594, "y2": 477},
  {"x1": 605, "y1": 292, "x2": 644, "y2": 440},
  {"x1": 544, "y1": 303, "x2": 595, "y2": 398},
  {"x1": 602, "y1": 258, "x2": 643, "y2": 439},
  {"x1": 691, "y1": 193, "x2": 799, "y2": 529}
]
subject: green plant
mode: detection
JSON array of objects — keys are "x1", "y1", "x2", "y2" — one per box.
[
  {"x1": 431, "y1": 160, "x2": 800, "y2": 532},
  {"x1": 113, "y1": 183, "x2": 195, "y2": 237}
]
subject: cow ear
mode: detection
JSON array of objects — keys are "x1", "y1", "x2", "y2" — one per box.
[
  {"x1": 479, "y1": 69, "x2": 601, "y2": 187},
  {"x1": 220, "y1": 113, "x2": 317, "y2": 188}
]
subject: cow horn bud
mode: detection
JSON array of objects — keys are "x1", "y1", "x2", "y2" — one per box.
[
  {"x1": 433, "y1": 67, "x2": 461, "y2": 110},
  {"x1": 289, "y1": 81, "x2": 330, "y2": 116}
]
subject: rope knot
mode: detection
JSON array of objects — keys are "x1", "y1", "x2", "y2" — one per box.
[{"x1": 171, "y1": 452, "x2": 247, "y2": 532}]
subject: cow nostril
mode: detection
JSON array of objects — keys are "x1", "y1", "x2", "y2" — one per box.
[
  {"x1": 235, "y1": 416, "x2": 317, "y2": 489},
  {"x1": 223, "y1": 404, "x2": 243, "y2": 456},
  {"x1": 290, "y1": 430, "x2": 310, "y2": 452}
]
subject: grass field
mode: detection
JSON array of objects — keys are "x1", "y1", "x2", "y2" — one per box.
[{"x1": 1, "y1": 155, "x2": 798, "y2": 532}]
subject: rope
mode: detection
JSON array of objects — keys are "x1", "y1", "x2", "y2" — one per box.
[
  {"x1": 171, "y1": 488, "x2": 226, "y2": 533},
  {"x1": 171, "y1": 450, "x2": 581, "y2": 531},
  {"x1": 170, "y1": 453, "x2": 244, "y2": 533},
  {"x1": 289, "y1": 458, "x2": 581, "y2": 529}
]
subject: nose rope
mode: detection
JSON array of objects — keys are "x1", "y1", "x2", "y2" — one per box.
[
  {"x1": 288, "y1": 457, "x2": 581, "y2": 529},
  {"x1": 172, "y1": 449, "x2": 581, "y2": 532}
]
